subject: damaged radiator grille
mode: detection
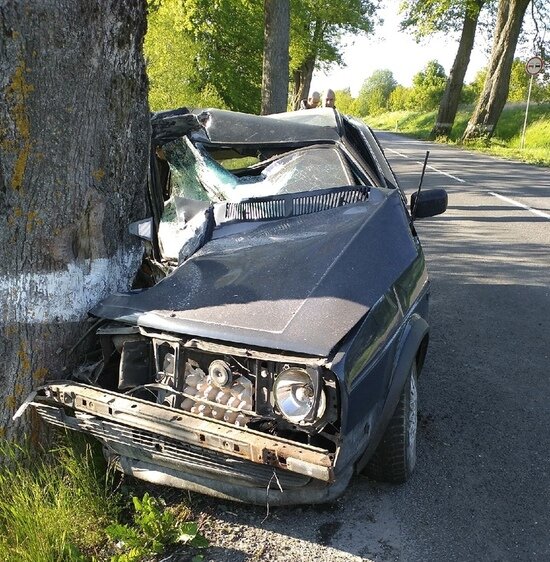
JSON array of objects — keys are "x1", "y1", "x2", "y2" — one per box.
[
  {"x1": 36, "y1": 404, "x2": 310, "y2": 488},
  {"x1": 224, "y1": 186, "x2": 369, "y2": 221}
]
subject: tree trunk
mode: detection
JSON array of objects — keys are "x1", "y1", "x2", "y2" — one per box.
[
  {"x1": 462, "y1": 0, "x2": 531, "y2": 141},
  {"x1": 261, "y1": 0, "x2": 290, "y2": 115},
  {"x1": 431, "y1": 2, "x2": 483, "y2": 139},
  {"x1": 292, "y1": 57, "x2": 316, "y2": 110},
  {"x1": 0, "y1": 0, "x2": 149, "y2": 439}
]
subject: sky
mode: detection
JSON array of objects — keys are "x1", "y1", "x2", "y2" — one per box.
[{"x1": 312, "y1": 2, "x2": 491, "y2": 97}]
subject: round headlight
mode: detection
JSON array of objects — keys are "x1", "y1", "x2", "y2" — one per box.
[{"x1": 274, "y1": 367, "x2": 325, "y2": 423}]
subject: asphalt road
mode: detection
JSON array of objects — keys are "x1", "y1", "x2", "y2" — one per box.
[{"x1": 170, "y1": 134, "x2": 550, "y2": 562}]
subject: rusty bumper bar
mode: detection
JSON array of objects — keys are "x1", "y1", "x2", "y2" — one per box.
[{"x1": 19, "y1": 382, "x2": 335, "y2": 484}]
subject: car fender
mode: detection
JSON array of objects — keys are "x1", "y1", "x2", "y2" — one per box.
[{"x1": 355, "y1": 313, "x2": 429, "y2": 473}]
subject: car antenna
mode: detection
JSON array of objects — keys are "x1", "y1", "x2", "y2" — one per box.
[{"x1": 411, "y1": 150, "x2": 430, "y2": 221}]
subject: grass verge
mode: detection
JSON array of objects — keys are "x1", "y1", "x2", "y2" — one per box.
[
  {"x1": 366, "y1": 104, "x2": 550, "y2": 167},
  {"x1": 0, "y1": 433, "x2": 207, "y2": 561}
]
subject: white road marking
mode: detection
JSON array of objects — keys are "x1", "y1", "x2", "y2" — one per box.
[
  {"x1": 489, "y1": 192, "x2": 550, "y2": 220},
  {"x1": 388, "y1": 148, "x2": 410, "y2": 159},
  {"x1": 387, "y1": 148, "x2": 466, "y2": 183}
]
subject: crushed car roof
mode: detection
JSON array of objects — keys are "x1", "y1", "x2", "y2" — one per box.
[{"x1": 152, "y1": 107, "x2": 343, "y2": 147}]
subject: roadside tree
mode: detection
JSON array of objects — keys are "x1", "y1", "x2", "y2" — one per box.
[
  {"x1": 356, "y1": 69, "x2": 398, "y2": 116},
  {"x1": 0, "y1": 1, "x2": 149, "y2": 437},
  {"x1": 290, "y1": 0, "x2": 378, "y2": 109},
  {"x1": 409, "y1": 60, "x2": 447, "y2": 111},
  {"x1": 462, "y1": 0, "x2": 532, "y2": 141},
  {"x1": 400, "y1": 0, "x2": 488, "y2": 138},
  {"x1": 261, "y1": 0, "x2": 290, "y2": 114}
]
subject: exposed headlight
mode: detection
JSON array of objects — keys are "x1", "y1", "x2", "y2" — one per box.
[{"x1": 274, "y1": 367, "x2": 326, "y2": 424}]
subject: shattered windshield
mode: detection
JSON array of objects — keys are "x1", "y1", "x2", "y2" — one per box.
[
  {"x1": 158, "y1": 136, "x2": 360, "y2": 261},
  {"x1": 163, "y1": 137, "x2": 356, "y2": 204}
]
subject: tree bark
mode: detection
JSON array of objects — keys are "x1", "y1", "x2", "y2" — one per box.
[
  {"x1": 431, "y1": 2, "x2": 483, "y2": 139},
  {"x1": 261, "y1": 0, "x2": 290, "y2": 115},
  {"x1": 292, "y1": 19, "x2": 324, "y2": 110},
  {"x1": 0, "y1": 0, "x2": 149, "y2": 439},
  {"x1": 462, "y1": 0, "x2": 531, "y2": 141},
  {"x1": 292, "y1": 57, "x2": 316, "y2": 110}
]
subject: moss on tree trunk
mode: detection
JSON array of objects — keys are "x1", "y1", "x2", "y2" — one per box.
[{"x1": 0, "y1": 0, "x2": 149, "y2": 438}]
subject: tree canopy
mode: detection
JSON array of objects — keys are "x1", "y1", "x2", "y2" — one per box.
[
  {"x1": 145, "y1": 0, "x2": 379, "y2": 113},
  {"x1": 355, "y1": 69, "x2": 398, "y2": 115},
  {"x1": 145, "y1": 0, "x2": 225, "y2": 111}
]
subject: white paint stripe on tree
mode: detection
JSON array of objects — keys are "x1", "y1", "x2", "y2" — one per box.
[{"x1": 0, "y1": 249, "x2": 143, "y2": 324}]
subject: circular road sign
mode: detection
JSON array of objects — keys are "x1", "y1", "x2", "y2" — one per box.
[{"x1": 525, "y1": 56, "x2": 544, "y2": 76}]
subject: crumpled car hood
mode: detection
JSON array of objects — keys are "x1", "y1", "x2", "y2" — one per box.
[{"x1": 92, "y1": 189, "x2": 417, "y2": 357}]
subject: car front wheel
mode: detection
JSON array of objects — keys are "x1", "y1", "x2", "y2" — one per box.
[{"x1": 364, "y1": 362, "x2": 418, "y2": 483}]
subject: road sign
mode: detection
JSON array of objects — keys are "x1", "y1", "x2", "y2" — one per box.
[{"x1": 525, "y1": 56, "x2": 543, "y2": 76}]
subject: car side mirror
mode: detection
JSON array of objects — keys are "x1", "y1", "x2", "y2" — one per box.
[{"x1": 411, "y1": 189, "x2": 448, "y2": 219}]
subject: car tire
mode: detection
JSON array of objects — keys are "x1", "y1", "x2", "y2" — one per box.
[{"x1": 363, "y1": 362, "x2": 418, "y2": 483}]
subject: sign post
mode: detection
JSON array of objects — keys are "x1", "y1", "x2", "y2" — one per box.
[{"x1": 521, "y1": 56, "x2": 544, "y2": 149}]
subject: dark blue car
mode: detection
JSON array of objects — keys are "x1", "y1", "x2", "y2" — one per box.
[{"x1": 22, "y1": 108, "x2": 447, "y2": 504}]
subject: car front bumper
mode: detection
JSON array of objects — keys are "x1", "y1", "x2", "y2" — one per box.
[{"x1": 18, "y1": 382, "x2": 349, "y2": 505}]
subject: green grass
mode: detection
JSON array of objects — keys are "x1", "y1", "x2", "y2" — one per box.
[
  {"x1": 0, "y1": 435, "x2": 121, "y2": 561},
  {"x1": 365, "y1": 104, "x2": 550, "y2": 166},
  {"x1": 0, "y1": 434, "x2": 204, "y2": 561}
]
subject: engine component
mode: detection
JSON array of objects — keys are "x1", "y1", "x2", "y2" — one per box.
[
  {"x1": 179, "y1": 359, "x2": 254, "y2": 428},
  {"x1": 208, "y1": 360, "x2": 232, "y2": 387}
]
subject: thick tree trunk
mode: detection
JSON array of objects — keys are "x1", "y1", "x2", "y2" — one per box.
[
  {"x1": 292, "y1": 57, "x2": 315, "y2": 110},
  {"x1": 431, "y1": 3, "x2": 483, "y2": 139},
  {"x1": 462, "y1": 0, "x2": 531, "y2": 141},
  {"x1": 261, "y1": 0, "x2": 290, "y2": 115},
  {"x1": 0, "y1": 0, "x2": 149, "y2": 439}
]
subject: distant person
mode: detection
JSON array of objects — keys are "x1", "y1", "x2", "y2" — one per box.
[
  {"x1": 324, "y1": 89, "x2": 336, "y2": 108},
  {"x1": 299, "y1": 91, "x2": 321, "y2": 110}
]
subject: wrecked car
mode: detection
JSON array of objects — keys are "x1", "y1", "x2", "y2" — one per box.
[{"x1": 19, "y1": 107, "x2": 447, "y2": 505}]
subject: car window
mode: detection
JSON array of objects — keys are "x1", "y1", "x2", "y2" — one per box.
[
  {"x1": 163, "y1": 138, "x2": 357, "y2": 204},
  {"x1": 158, "y1": 137, "x2": 360, "y2": 260}
]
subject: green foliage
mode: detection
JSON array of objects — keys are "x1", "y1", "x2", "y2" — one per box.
[
  {"x1": 290, "y1": 0, "x2": 377, "y2": 72},
  {"x1": 183, "y1": 0, "x2": 264, "y2": 113},
  {"x1": 333, "y1": 88, "x2": 357, "y2": 114},
  {"x1": 145, "y1": 0, "x2": 264, "y2": 113},
  {"x1": 145, "y1": 0, "x2": 226, "y2": 111},
  {"x1": 507, "y1": 58, "x2": 550, "y2": 103},
  {"x1": 0, "y1": 435, "x2": 121, "y2": 562},
  {"x1": 107, "y1": 492, "x2": 208, "y2": 562},
  {"x1": 381, "y1": 61, "x2": 447, "y2": 113},
  {"x1": 465, "y1": 67, "x2": 487, "y2": 101},
  {"x1": 389, "y1": 85, "x2": 413, "y2": 111},
  {"x1": 408, "y1": 60, "x2": 447, "y2": 111},
  {"x1": 367, "y1": 103, "x2": 550, "y2": 165},
  {"x1": 356, "y1": 69, "x2": 398, "y2": 116},
  {"x1": 508, "y1": 58, "x2": 530, "y2": 102},
  {"x1": 399, "y1": 0, "x2": 486, "y2": 39}
]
